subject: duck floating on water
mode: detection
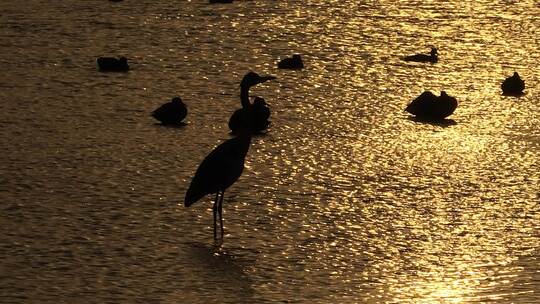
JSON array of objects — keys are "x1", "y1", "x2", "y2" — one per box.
[
  {"x1": 229, "y1": 72, "x2": 276, "y2": 135},
  {"x1": 402, "y1": 48, "x2": 438, "y2": 63},
  {"x1": 152, "y1": 97, "x2": 187, "y2": 125},
  {"x1": 278, "y1": 54, "x2": 304, "y2": 69},
  {"x1": 405, "y1": 91, "x2": 457, "y2": 121},
  {"x1": 501, "y1": 72, "x2": 525, "y2": 96},
  {"x1": 229, "y1": 96, "x2": 271, "y2": 133},
  {"x1": 97, "y1": 56, "x2": 129, "y2": 72}
]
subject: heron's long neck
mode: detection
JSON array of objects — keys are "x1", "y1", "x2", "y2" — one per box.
[
  {"x1": 240, "y1": 85, "x2": 252, "y2": 109},
  {"x1": 237, "y1": 133, "x2": 252, "y2": 157}
]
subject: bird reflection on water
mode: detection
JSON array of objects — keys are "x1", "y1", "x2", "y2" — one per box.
[
  {"x1": 408, "y1": 116, "x2": 457, "y2": 127},
  {"x1": 180, "y1": 242, "x2": 256, "y2": 303}
]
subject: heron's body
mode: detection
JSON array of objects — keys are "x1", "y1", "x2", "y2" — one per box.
[
  {"x1": 185, "y1": 134, "x2": 251, "y2": 207},
  {"x1": 152, "y1": 97, "x2": 187, "y2": 125}
]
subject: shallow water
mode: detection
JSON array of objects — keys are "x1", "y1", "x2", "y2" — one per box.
[{"x1": 1, "y1": 0, "x2": 539, "y2": 303}]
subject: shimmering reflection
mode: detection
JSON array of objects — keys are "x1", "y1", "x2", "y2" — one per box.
[
  {"x1": 1, "y1": 0, "x2": 539, "y2": 303},
  {"x1": 245, "y1": 0, "x2": 539, "y2": 302}
]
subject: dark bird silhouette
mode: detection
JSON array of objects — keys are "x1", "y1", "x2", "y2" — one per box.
[
  {"x1": 151, "y1": 97, "x2": 187, "y2": 125},
  {"x1": 184, "y1": 133, "x2": 252, "y2": 239},
  {"x1": 209, "y1": 0, "x2": 233, "y2": 3},
  {"x1": 228, "y1": 72, "x2": 276, "y2": 135},
  {"x1": 405, "y1": 91, "x2": 458, "y2": 121},
  {"x1": 185, "y1": 72, "x2": 274, "y2": 239},
  {"x1": 278, "y1": 54, "x2": 304, "y2": 69},
  {"x1": 252, "y1": 96, "x2": 271, "y2": 123},
  {"x1": 229, "y1": 96, "x2": 271, "y2": 134},
  {"x1": 97, "y1": 56, "x2": 129, "y2": 72},
  {"x1": 402, "y1": 48, "x2": 438, "y2": 63},
  {"x1": 501, "y1": 72, "x2": 525, "y2": 96}
]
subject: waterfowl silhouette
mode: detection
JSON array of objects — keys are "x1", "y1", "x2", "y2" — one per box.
[
  {"x1": 185, "y1": 131, "x2": 252, "y2": 239},
  {"x1": 405, "y1": 91, "x2": 458, "y2": 121},
  {"x1": 97, "y1": 56, "x2": 129, "y2": 72},
  {"x1": 151, "y1": 97, "x2": 187, "y2": 125},
  {"x1": 278, "y1": 54, "x2": 304, "y2": 69},
  {"x1": 252, "y1": 96, "x2": 271, "y2": 123},
  {"x1": 228, "y1": 72, "x2": 276, "y2": 135},
  {"x1": 229, "y1": 96, "x2": 271, "y2": 134},
  {"x1": 402, "y1": 48, "x2": 438, "y2": 63},
  {"x1": 501, "y1": 72, "x2": 525, "y2": 96}
]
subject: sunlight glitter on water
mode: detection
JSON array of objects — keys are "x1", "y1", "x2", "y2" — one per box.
[{"x1": 1, "y1": 0, "x2": 539, "y2": 303}]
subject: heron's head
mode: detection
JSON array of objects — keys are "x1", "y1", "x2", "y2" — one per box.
[{"x1": 241, "y1": 72, "x2": 276, "y2": 88}]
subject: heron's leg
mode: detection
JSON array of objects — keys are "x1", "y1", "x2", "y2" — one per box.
[
  {"x1": 218, "y1": 190, "x2": 225, "y2": 238},
  {"x1": 213, "y1": 192, "x2": 219, "y2": 239}
]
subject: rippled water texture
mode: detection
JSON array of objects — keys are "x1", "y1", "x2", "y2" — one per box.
[{"x1": 1, "y1": 0, "x2": 539, "y2": 303}]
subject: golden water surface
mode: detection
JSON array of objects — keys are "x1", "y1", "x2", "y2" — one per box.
[{"x1": 1, "y1": 0, "x2": 539, "y2": 303}]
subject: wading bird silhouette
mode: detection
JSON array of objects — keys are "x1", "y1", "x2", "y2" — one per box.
[
  {"x1": 228, "y1": 72, "x2": 276, "y2": 135},
  {"x1": 151, "y1": 96, "x2": 187, "y2": 125},
  {"x1": 185, "y1": 72, "x2": 275, "y2": 239},
  {"x1": 402, "y1": 47, "x2": 438, "y2": 63}
]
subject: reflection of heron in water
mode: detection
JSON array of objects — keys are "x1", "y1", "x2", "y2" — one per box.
[
  {"x1": 180, "y1": 242, "x2": 255, "y2": 302},
  {"x1": 185, "y1": 72, "x2": 274, "y2": 239},
  {"x1": 228, "y1": 72, "x2": 276, "y2": 135}
]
